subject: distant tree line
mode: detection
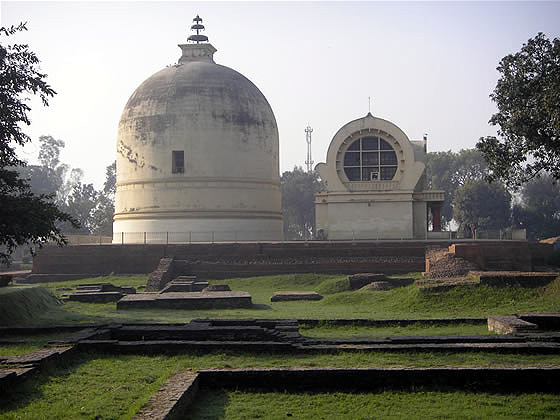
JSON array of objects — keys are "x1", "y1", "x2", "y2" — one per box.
[
  {"x1": 279, "y1": 150, "x2": 560, "y2": 242},
  {"x1": 18, "y1": 135, "x2": 115, "y2": 236},
  {"x1": 280, "y1": 167, "x2": 324, "y2": 240},
  {"x1": 426, "y1": 149, "x2": 560, "y2": 240}
]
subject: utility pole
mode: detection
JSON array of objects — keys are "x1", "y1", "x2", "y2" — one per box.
[{"x1": 305, "y1": 125, "x2": 313, "y2": 172}]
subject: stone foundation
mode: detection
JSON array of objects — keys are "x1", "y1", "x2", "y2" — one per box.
[
  {"x1": 270, "y1": 292, "x2": 323, "y2": 302},
  {"x1": 117, "y1": 291, "x2": 252, "y2": 310}
]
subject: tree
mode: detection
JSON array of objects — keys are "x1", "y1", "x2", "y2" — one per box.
[
  {"x1": 280, "y1": 167, "x2": 323, "y2": 239},
  {"x1": 512, "y1": 174, "x2": 560, "y2": 240},
  {"x1": 37, "y1": 135, "x2": 69, "y2": 201},
  {"x1": 426, "y1": 149, "x2": 489, "y2": 227},
  {"x1": 16, "y1": 135, "x2": 69, "y2": 198},
  {"x1": 90, "y1": 161, "x2": 116, "y2": 235},
  {"x1": 452, "y1": 180, "x2": 511, "y2": 238},
  {"x1": 55, "y1": 161, "x2": 115, "y2": 235},
  {"x1": 0, "y1": 23, "x2": 77, "y2": 264},
  {"x1": 477, "y1": 33, "x2": 560, "y2": 189},
  {"x1": 102, "y1": 161, "x2": 116, "y2": 196},
  {"x1": 19, "y1": 138, "x2": 115, "y2": 236},
  {"x1": 61, "y1": 183, "x2": 99, "y2": 234}
]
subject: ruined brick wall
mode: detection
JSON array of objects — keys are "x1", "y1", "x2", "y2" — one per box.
[
  {"x1": 145, "y1": 257, "x2": 176, "y2": 292},
  {"x1": 449, "y1": 242, "x2": 533, "y2": 271},
  {"x1": 30, "y1": 240, "x2": 546, "y2": 282}
]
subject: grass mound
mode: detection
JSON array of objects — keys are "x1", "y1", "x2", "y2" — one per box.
[
  {"x1": 320, "y1": 275, "x2": 560, "y2": 318},
  {"x1": 0, "y1": 286, "x2": 61, "y2": 325},
  {"x1": 21, "y1": 273, "x2": 560, "y2": 324},
  {"x1": 407, "y1": 275, "x2": 560, "y2": 316},
  {"x1": 316, "y1": 277, "x2": 352, "y2": 294}
]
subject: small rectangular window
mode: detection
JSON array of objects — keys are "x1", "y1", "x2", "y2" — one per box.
[{"x1": 172, "y1": 151, "x2": 184, "y2": 174}]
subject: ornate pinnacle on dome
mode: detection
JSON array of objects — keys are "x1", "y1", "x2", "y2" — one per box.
[{"x1": 187, "y1": 14, "x2": 209, "y2": 44}]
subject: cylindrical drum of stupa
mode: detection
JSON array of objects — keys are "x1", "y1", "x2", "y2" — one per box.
[{"x1": 113, "y1": 18, "x2": 283, "y2": 242}]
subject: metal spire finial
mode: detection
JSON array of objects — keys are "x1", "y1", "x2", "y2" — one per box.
[{"x1": 187, "y1": 14, "x2": 209, "y2": 44}]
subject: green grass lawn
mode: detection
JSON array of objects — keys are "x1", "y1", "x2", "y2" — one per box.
[
  {"x1": 7, "y1": 272, "x2": 558, "y2": 326},
  {"x1": 0, "y1": 332, "x2": 75, "y2": 356},
  {"x1": 0, "y1": 344, "x2": 45, "y2": 356},
  {"x1": 2, "y1": 351, "x2": 560, "y2": 419},
  {"x1": 2, "y1": 274, "x2": 559, "y2": 418},
  {"x1": 187, "y1": 390, "x2": 560, "y2": 419}
]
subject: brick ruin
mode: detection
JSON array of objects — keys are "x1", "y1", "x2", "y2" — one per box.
[{"x1": 24, "y1": 240, "x2": 555, "y2": 285}]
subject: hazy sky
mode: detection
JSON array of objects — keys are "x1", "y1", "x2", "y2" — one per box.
[{"x1": 2, "y1": 1, "x2": 560, "y2": 188}]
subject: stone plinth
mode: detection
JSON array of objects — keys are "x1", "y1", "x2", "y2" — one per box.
[
  {"x1": 77, "y1": 283, "x2": 136, "y2": 294},
  {"x1": 487, "y1": 316, "x2": 538, "y2": 334},
  {"x1": 67, "y1": 291, "x2": 124, "y2": 303},
  {"x1": 450, "y1": 243, "x2": 532, "y2": 271},
  {"x1": 470, "y1": 271, "x2": 559, "y2": 287},
  {"x1": 64, "y1": 283, "x2": 136, "y2": 303},
  {"x1": 160, "y1": 280, "x2": 209, "y2": 293},
  {"x1": 117, "y1": 291, "x2": 252, "y2": 310},
  {"x1": 362, "y1": 281, "x2": 393, "y2": 291},
  {"x1": 270, "y1": 292, "x2": 323, "y2": 302},
  {"x1": 348, "y1": 273, "x2": 388, "y2": 290}
]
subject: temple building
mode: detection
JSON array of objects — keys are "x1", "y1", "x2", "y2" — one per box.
[
  {"x1": 113, "y1": 17, "x2": 283, "y2": 242},
  {"x1": 314, "y1": 113, "x2": 445, "y2": 240}
]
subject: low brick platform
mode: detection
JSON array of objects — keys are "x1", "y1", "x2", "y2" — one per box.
[
  {"x1": 159, "y1": 280, "x2": 209, "y2": 293},
  {"x1": 117, "y1": 291, "x2": 253, "y2": 310},
  {"x1": 470, "y1": 271, "x2": 559, "y2": 287},
  {"x1": 270, "y1": 291, "x2": 323, "y2": 302},
  {"x1": 488, "y1": 316, "x2": 539, "y2": 334},
  {"x1": 350, "y1": 274, "x2": 415, "y2": 290},
  {"x1": 348, "y1": 273, "x2": 389, "y2": 290},
  {"x1": 66, "y1": 291, "x2": 124, "y2": 303},
  {"x1": 416, "y1": 276, "x2": 479, "y2": 291},
  {"x1": 63, "y1": 283, "x2": 136, "y2": 303},
  {"x1": 0, "y1": 345, "x2": 76, "y2": 391},
  {"x1": 362, "y1": 281, "x2": 395, "y2": 291}
]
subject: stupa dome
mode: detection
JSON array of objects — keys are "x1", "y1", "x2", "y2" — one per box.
[{"x1": 114, "y1": 19, "x2": 282, "y2": 242}]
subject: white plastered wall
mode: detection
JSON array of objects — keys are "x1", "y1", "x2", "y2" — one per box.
[{"x1": 314, "y1": 113, "x2": 433, "y2": 240}]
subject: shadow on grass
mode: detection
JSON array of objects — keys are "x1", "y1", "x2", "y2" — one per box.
[
  {"x1": 186, "y1": 390, "x2": 229, "y2": 420},
  {"x1": 0, "y1": 351, "x2": 94, "y2": 413},
  {"x1": 251, "y1": 303, "x2": 272, "y2": 311}
]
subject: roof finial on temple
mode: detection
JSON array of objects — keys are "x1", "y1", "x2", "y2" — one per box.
[{"x1": 187, "y1": 14, "x2": 209, "y2": 44}]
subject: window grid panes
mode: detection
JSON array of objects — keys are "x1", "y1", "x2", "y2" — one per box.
[{"x1": 343, "y1": 137, "x2": 398, "y2": 181}]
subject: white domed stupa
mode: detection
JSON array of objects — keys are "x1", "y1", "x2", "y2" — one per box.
[{"x1": 113, "y1": 16, "x2": 283, "y2": 242}]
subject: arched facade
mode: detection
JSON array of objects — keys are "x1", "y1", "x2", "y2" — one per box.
[{"x1": 314, "y1": 113, "x2": 444, "y2": 240}]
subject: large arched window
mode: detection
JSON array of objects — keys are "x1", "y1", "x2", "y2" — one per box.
[{"x1": 343, "y1": 136, "x2": 398, "y2": 181}]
